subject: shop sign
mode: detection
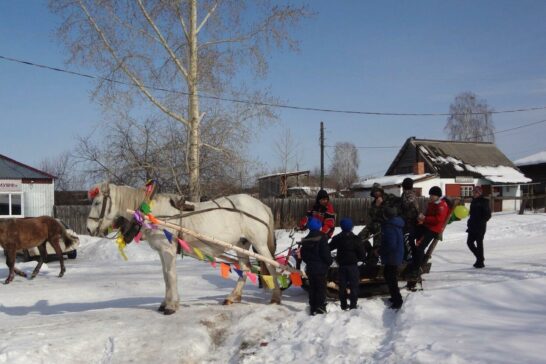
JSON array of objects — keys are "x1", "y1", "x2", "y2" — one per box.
[{"x1": 0, "y1": 180, "x2": 22, "y2": 192}]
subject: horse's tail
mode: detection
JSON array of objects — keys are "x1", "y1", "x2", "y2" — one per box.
[{"x1": 59, "y1": 222, "x2": 79, "y2": 248}]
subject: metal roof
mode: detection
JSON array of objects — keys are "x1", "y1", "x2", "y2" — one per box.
[
  {"x1": 0, "y1": 154, "x2": 55, "y2": 179},
  {"x1": 386, "y1": 138, "x2": 530, "y2": 183}
]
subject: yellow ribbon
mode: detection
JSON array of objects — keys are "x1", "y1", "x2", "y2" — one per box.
[{"x1": 116, "y1": 235, "x2": 128, "y2": 261}]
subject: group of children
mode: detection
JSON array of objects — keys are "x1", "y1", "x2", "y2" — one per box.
[{"x1": 297, "y1": 179, "x2": 455, "y2": 315}]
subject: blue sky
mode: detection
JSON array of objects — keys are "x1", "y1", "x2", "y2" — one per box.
[{"x1": 1, "y1": 0, "x2": 546, "y2": 179}]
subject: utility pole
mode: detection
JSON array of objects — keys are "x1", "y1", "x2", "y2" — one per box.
[{"x1": 320, "y1": 121, "x2": 324, "y2": 189}]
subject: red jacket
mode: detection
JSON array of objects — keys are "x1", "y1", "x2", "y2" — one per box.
[
  {"x1": 299, "y1": 202, "x2": 336, "y2": 238},
  {"x1": 423, "y1": 199, "x2": 450, "y2": 234}
]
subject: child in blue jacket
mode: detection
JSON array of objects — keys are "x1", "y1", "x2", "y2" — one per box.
[{"x1": 380, "y1": 206, "x2": 405, "y2": 309}]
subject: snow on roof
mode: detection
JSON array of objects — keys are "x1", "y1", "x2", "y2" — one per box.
[
  {"x1": 352, "y1": 174, "x2": 430, "y2": 189},
  {"x1": 257, "y1": 170, "x2": 310, "y2": 180},
  {"x1": 514, "y1": 150, "x2": 546, "y2": 167},
  {"x1": 464, "y1": 165, "x2": 531, "y2": 183},
  {"x1": 287, "y1": 186, "x2": 336, "y2": 196}
]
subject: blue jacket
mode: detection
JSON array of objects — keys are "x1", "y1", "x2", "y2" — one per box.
[
  {"x1": 379, "y1": 216, "x2": 405, "y2": 266},
  {"x1": 300, "y1": 230, "x2": 333, "y2": 275}
]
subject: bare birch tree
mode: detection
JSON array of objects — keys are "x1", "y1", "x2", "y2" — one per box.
[
  {"x1": 445, "y1": 92, "x2": 495, "y2": 143},
  {"x1": 329, "y1": 142, "x2": 359, "y2": 191},
  {"x1": 273, "y1": 127, "x2": 299, "y2": 173},
  {"x1": 50, "y1": 0, "x2": 310, "y2": 201}
]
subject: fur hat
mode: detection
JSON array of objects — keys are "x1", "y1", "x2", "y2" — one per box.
[
  {"x1": 383, "y1": 206, "x2": 397, "y2": 219},
  {"x1": 340, "y1": 218, "x2": 354, "y2": 232},
  {"x1": 402, "y1": 177, "x2": 414, "y2": 190},
  {"x1": 307, "y1": 217, "x2": 322, "y2": 232},
  {"x1": 473, "y1": 185, "x2": 483, "y2": 195},
  {"x1": 316, "y1": 189, "x2": 329, "y2": 203},
  {"x1": 370, "y1": 183, "x2": 384, "y2": 197},
  {"x1": 429, "y1": 186, "x2": 442, "y2": 197}
]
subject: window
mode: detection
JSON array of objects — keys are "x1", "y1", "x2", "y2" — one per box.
[
  {"x1": 0, "y1": 193, "x2": 24, "y2": 217},
  {"x1": 461, "y1": 185, "x2": 473, "y2": 197}
]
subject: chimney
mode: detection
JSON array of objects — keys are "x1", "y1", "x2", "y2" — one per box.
[{"x1": 413, "y1": 161, "x2": 425, "y2": 175}]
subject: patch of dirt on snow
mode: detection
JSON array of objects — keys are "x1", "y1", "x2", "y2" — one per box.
[{"x1": 200, "y1": 312, "x2": 231, "y2": 347}]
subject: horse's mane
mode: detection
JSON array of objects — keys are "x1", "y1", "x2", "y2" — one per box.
[{"x1": 110, "y1": 184, "x2": 147, "y2": 217}]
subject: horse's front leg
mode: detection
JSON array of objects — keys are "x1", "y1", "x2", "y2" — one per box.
[
  {"x1": 155, "y1": 239, "x2": 180, "y2": 315},
  {"x1": 224, "y1": 249, "x2": 251, "y2": 305}
]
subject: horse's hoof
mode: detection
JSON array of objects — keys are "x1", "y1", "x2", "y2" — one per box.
[
  {"x1": 30, "y1": 275, "x2": 37, "y2": 280},
  {"x1": 58, "y1": 273, "x2": 65, "y2": 278},
  {"x1": 158, "y1": 304, "x2": 166, "y2": 312},
  {"x1": 269, "y1": 299, "x2": 281, "y2": 305},
  {"x1": 163, "y1": 308, "x2": 176, "y2": 315},
  {"x1": 222, "y1": 299, "x2": 234, "y2": 305}
]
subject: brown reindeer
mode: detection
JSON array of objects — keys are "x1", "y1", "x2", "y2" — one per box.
[{"x1": 0, "y1": 216, "x2": 79, "y2": 284}]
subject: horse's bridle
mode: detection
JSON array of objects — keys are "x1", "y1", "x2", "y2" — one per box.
[{"x1": 88, "y1": 184, "x2": 112, "y2": 236}]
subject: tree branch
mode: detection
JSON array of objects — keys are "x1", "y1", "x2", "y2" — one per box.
[
  {"x1": 196, "y1": 0, "x2": 220, "y2": 34},
  {"x1": 77, "y1": 0, "x2": 189, "y2": 127},
  {"x1": 136, "y1": 0, "x2": 189, "y2": 81}
]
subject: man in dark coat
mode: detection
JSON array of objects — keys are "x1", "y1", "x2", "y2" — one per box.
[
  {"x1": 329, "y1": 218, "x2": 366, "y2": 310},
  {"x1": 400, "y1": 177, "x2": 420, "y2": 262},
  {"x1": 466, "y1": 186, "x2": 492, "y2": 268},
  {"x1": 358, "y1": 183, "x2": 401, "y2": 265},
  {"x1": 299, "y1": 189, "x2": 336, "y2": 238},
  {"x1": 300, "y1": 217, "x2": 333, "y2": 315},
  {"x1": 379, "y1": 206, "x2": 405, "y2": 309}
]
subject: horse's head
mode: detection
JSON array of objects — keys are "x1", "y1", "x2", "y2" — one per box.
[{"x1": 86, "y1": 182, "x2": 117, "y2": 236}]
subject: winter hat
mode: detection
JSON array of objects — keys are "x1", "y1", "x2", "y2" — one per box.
[
  {"x1": 340, "y1": 218, "x2": 354, "y2": 232},
  {"x1": 316, "y1": 189, "x2": 329, "y2": 203},
  {"x1": 370, "y1": 183, "x2": 384, "y2": 197},
  {"x1": 473, "y1": 185, "x2": 483, "y2": 195},
  {"x1": 402, "y1": 177, "x2": 414, "y2": 190},
  {"x1": 384, "y1": 206, "x2": 397, "y2": 219},
  {"x1": 429, "y1": 186, "x2": 442, "y2": 197},
  {"x1": 307, "y1": 217, "x2": 322, "y2": 232}
]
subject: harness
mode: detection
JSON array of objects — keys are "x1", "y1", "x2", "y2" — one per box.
[{"x1": 88, "y1": 183, "x2": 112, "y2": 236}]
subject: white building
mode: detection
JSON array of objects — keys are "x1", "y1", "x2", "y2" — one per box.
[
  {"x1": 0, "y1": 154, "x2": 55, "y2": 218},
  {"x1": 352, "y1": 138, "x2": 531, "y2": 212}
]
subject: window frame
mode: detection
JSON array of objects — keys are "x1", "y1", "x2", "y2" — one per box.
[{"x1": 0, "y1": 192, "x2": 24, "y2": 218}]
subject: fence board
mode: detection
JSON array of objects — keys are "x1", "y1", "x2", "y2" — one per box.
[
  {"x1": 54, "y1": 205, "x2": 92, "y2": 234},
  {"x1": 261, "y1": 197, "x2": 430, "y2": 229}
]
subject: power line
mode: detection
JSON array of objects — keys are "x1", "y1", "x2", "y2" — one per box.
[
  {"x1": 4, "y1": 54, "x2": 546, "y2": 117},
  {"x1": 324, "y1": 118, "x2": 546, "y2": 149}
]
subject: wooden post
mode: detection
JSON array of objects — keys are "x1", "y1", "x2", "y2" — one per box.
[{"x1": 126, "y1": 209, "x2": 299, "y2": 273}]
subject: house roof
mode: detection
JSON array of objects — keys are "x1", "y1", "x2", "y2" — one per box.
[
  {"x1": 386, "y1": 138, "x2": 531, "y2": 183},
  {"x1": 352, "y1": 173, "x2": 432, "y2": 189},
  {"x1": 513, "y1": 150, "x2": 546, "y2": 167},
  {"x1": 0, "y1": 154, "x2": 55, "y2": 179},
  {"x1": 257, "y1": 170, "x2": 310, "y2": 180}
]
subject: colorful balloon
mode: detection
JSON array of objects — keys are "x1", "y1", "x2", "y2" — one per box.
[{"x1": 453, "y1": 205, "x2": 469, "y2": 219}]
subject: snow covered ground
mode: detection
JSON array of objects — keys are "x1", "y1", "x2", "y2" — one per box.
[{"x1": 1, "y1": 212, "x2": 545, "y2": 363}]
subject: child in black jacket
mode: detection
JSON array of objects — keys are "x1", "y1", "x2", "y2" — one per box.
[
  {"x1": 329, "y1": 218, "x2": 366, "y2": 310},
  {"x1": 300, "y1": 217, "x2": 333, "y2": 315}
]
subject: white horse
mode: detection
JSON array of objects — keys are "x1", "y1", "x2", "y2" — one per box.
[{"x1": 86, "y1": 182, "x2": 281, "y2": 315}]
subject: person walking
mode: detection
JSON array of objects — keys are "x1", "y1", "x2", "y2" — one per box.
[
  {"x1": 379, "y1": 206, "x2": 405, "y2": 309},
  {"x1": 466, "y1": 186, "x2": 491, "y2": 268},
  {"x1": 300, "y1": 217, "x2": 333, "y2": 315},
  {"x1": 329, "y1": 218, "x2": 366, "y2": 310}
]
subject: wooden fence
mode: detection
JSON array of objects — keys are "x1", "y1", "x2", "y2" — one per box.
[
  {"x1": 53, "y1": 196, "x2": 436, "y2": 234},
  {"x1": 54, "y1": 205, "x2": 92, "y2": 234},
  {"x1": 261, "y1": 197, "x2": 430, "y2": 229}
]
